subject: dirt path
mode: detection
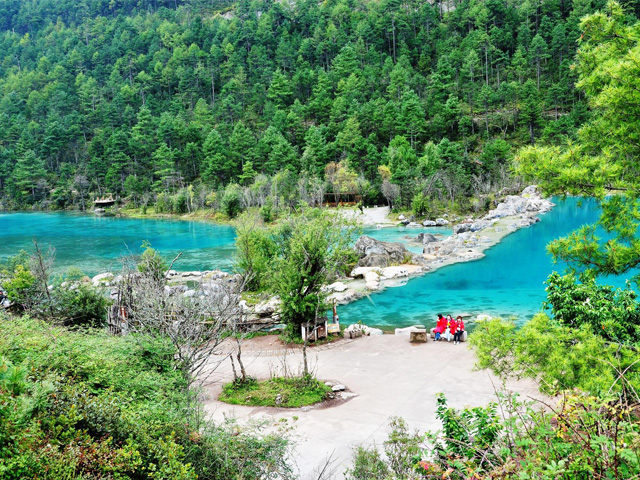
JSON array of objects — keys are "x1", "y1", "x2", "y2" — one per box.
[
  {"x1": 202, "y1": 335, "x2": 543, "y2": 480},
  {"x1": 340, "y1": 205, "x2": 393, "y2": 226}
]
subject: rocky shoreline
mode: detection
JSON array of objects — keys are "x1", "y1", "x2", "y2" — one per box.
[
  {"x1": 324, "y1": 185, "x2": 554, "y2": 306},
  {"x1": 87, "y1": 186, "x2": 553, "y2": 331}
]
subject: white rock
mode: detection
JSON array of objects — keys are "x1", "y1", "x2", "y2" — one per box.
[
  {"x1": 364, "y1": 271, "x2": 380, "y2": 283},
  {"x1": 423, "y1": 220, "x2": 437, "y2": 226},
  {"x1": 183, "y1": 289, "x2": 196, "y2": 297},
  {"x1": 406, "y1": 222, "x2": 421, "y2": 227},
  {"x1": 398, "y1": 214, "x2": 406, "y2": 220},
  {"x1": 365, "y1": 281, "x2": 380, "y2": 291},
  {"x1": 92, "y1": 272, "x2": 114, "y2": 284},
  {"x1": 332, "y1": 384, "x2": 346, "y2": 392},
  {"x1": 476, "y1": 314, "x2": 492, "y2": 322},
  {"x1": 394, "y1": 325, "x2": 426, "y2": 335},
  {"x1": 326, "y1": 281, "x2": 348, "y2": 293},
  {"x1": 350, "y1": 266, "x2": 383, "y2": 278},
  {"x1": 381, "y1": 266, "x2": 409, "y2": 279},
  {"x1": 435, "y1": 218, "x2": 449, "y2": 226}
]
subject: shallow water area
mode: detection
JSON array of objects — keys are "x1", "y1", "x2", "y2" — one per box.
[
  {"x1": 338, "y1": 197, "x2": 633, "y2": 330},
  {"x1": 359, "y1": 225, "x2": 452, "y2": 253},
  {"x1": 0, "y1": 211, "x2": 236, "y2": 275}
]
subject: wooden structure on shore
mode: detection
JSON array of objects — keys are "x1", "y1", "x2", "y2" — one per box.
[
  {"x1": 323, "y1": 192, "x2": 362, "y2": 207},
  {"x1": 94, "y1": 195, "x2": 116, "y2": 207}
]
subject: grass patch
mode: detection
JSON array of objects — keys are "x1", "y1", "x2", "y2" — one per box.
[{"x1": 219, "y1": 376, "x2": 332, "y2": 408}]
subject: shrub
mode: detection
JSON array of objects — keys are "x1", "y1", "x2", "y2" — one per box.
[
  {"x1": 0, "y1": 314, "x2": 294, "y2": 479},
  {"x1": 411, "y1": 192, "x2": 430, "y2": 217},
  {"x1": 173, "y1": 190, "x2": 188, "y2": 214},
  {"x1": 57, "y1": 283, "x2": 109, "y2": 328},
  {"x1": 220, "y1": 184, "x2": 243, "y2": 218}
]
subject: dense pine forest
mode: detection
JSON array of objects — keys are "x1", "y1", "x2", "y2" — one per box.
[{"x1": 0, "y1": 0, "x2": 625, "y2": 214}]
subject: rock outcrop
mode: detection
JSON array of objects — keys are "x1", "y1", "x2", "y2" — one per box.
[
  {"x1": 451, "y1": 185, "x2": 553, "y2": 237},
  {"x1": 354, "y1": 235, "x2": 424, "y2": 268}
]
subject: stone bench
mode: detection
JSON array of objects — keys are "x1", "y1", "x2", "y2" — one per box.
[{"x1": 410, "y1": 330, "x2": 428, "y2": 343}]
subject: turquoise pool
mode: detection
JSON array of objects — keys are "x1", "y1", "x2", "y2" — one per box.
[
  {"x1": 338, "y1": 198, "x2": 627, "y2": 329},
  {"x1": 0, "y1": 212, "x2": 236, "y2": 275},
  {"x1": 0, "y1": 199, "x2": 622, "y2": 329}
]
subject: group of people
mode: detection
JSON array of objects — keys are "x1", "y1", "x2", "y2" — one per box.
[{"x1": 433, "y1": 314, "x2": 465, "y2": 344}]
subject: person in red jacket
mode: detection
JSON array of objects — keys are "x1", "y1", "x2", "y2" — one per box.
[
  {"x1": 448, "y1": 316, "x2": 457, "y2": 342},
  {"x1": 442, "y1": 314, "x2": 453, "y2": 342},
  {"x1": 434, "y1": 314, "x2": 446, "y2": 341},
  {"x1": 453, "y1": 316, "x2": 465, "y2": 344}
]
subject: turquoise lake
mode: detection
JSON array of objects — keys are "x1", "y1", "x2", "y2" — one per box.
[
  {"x1": 0, "y1": 199, "x2": 627, "y2": 328},
  {"x1": 340, "y1": 197, "x2": 624, "y2": 328},
  {"x1": 0, "y1": 212, "x2": 236, "y2": 274}
]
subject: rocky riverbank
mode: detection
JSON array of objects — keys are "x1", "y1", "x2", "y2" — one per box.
[
  {"x1": 87, "y1": 186, "x2": 553, "y2": 329},
  {"x1": 328, "y1": 186, "x2": 554, "y2": 304}
]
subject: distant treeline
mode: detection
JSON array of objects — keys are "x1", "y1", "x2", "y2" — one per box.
[{"x1": 0, "y1": 0, "x2": 628, "y2": 212}]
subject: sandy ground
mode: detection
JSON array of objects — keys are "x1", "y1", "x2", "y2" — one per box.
[
  {"x1": 202, "y1": 335, "x2": 544, "y2": 479},
  {"x1": 340, "y1": 206, "x2": 393, "y2": 226}
]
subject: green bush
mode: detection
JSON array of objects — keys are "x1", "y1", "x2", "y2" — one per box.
[
  {"x1": 220, "y1": 184, "x2": 243, "y2": 218},
  {"x1": 173, "y1": 190, "x2": 189, "y2": 214},
  {"x1": 155, "y1": 192, "x2": 170, "y2": 213},
  {"x1": 57, "y1": 283, "x2": 110, "y2": 328},
  {"x1": 545, "y1": 271, "x2": 640, "y2": 344},
  {"x1": 0, "y1": 314, "x2": 293, "y2": 479},
  {"x1": 411, "y1": 192, "x2": 430, "y2": 217},
  {"x1": 347, "y1": 393, "x2": 640, "y2": 480}
]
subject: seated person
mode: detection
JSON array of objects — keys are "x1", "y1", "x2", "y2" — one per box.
[{"x1": 434, "y1": 313, "x2": 447, "y2": 341}]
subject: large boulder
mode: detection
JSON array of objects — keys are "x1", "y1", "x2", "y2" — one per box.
[
  {"x1": 350, "y1": 266, "x2": 383, "y2": 278},
  {"x1": 381, "y1": 266, "x2": 409, "y2": 279},
  {"x1": 416, "y1": 233, "x2": 438, "y2": 244},
  {"x1": 354, "y1": 235, "x2": 411, "y2": 267}
]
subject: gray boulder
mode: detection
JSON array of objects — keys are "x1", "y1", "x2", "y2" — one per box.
[
  {"x1": 416, "y1": 233, "x2": 438, "y2": 244},
  {"x1": 422, "y1": 220, "x2": 437, "y2": 226},
  {"x1": 354, "y1": 235, "x2": 410, "y2": 267},
  {"x1": 453, "y1": 223, "x2": 471, "y2": 234}
]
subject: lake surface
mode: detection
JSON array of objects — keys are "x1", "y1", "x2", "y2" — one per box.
[
  {"x1": 339, "y1": 197, "x2": 626, "y2": 328},
  {"x1": 0, "y1": 212, "x2": 236, "y2": 274},
  {"x1": 0, "y1": 199, "x2": 625, "y2": 329}
]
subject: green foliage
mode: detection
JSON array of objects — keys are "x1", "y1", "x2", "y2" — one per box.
[
  {"x1": 434, "y1": 393, "x2": 501, "y2": 462},
  {"x1": 545, "y1": 272, "x2": 640, "y2": 344},
  {"x1": 516, "y1": 2, "x2": 640, "y2": 281},
  {"x1": 220, "y1": 183, "x2": 243, "y2": 218},
  {"x1": 347, "y1": 393, "x2": 640, "y2": 480},
  {"x1": 411, "y1": 191, "x2": 431, "y2": 217},
  {"x1": 0, "y1": 314, "x2": 293, "y2": 479},
  {"x1": 56, "y1": 283, "x2": 109, "y2": 328},
  {"x1": 0, "y1": 0, "x2": 591, "y2": 212},
  {"x1": 137, "y1": 241, "x2": 168, "y2": 284},
  {"x1": 471, "y1": 314, "x2": 640, "y2": 399},
  {"x1": 234, "y1": 213, "x2": 278, "y2": 291},
  {"x1": 273, "y1": 209, "x2": 355, "y2": 335},
  {"x1": 219, "y1": 376, "x2": 331, "y2": 408},
  {"x1": 235, "y1": 208, "x2": 355, "y2": 335}
]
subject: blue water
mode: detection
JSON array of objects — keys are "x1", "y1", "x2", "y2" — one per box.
[
  {"x1": 339, "y1": 197, "x2": 629, "y2": 329},
  {"x1": 0, "y1": 212, "x2": 236, "y2": 275},
  {"x1": 0, "y1": 199, "x2": 624, "y2": 329},
  {"x1": 360, "y1": 225, "x2": 452, "y2": 254}
]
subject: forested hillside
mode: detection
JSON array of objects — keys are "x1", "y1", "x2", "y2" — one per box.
[{"x1": 0, "y1": 0, "x2": 625, "y2": 214}]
